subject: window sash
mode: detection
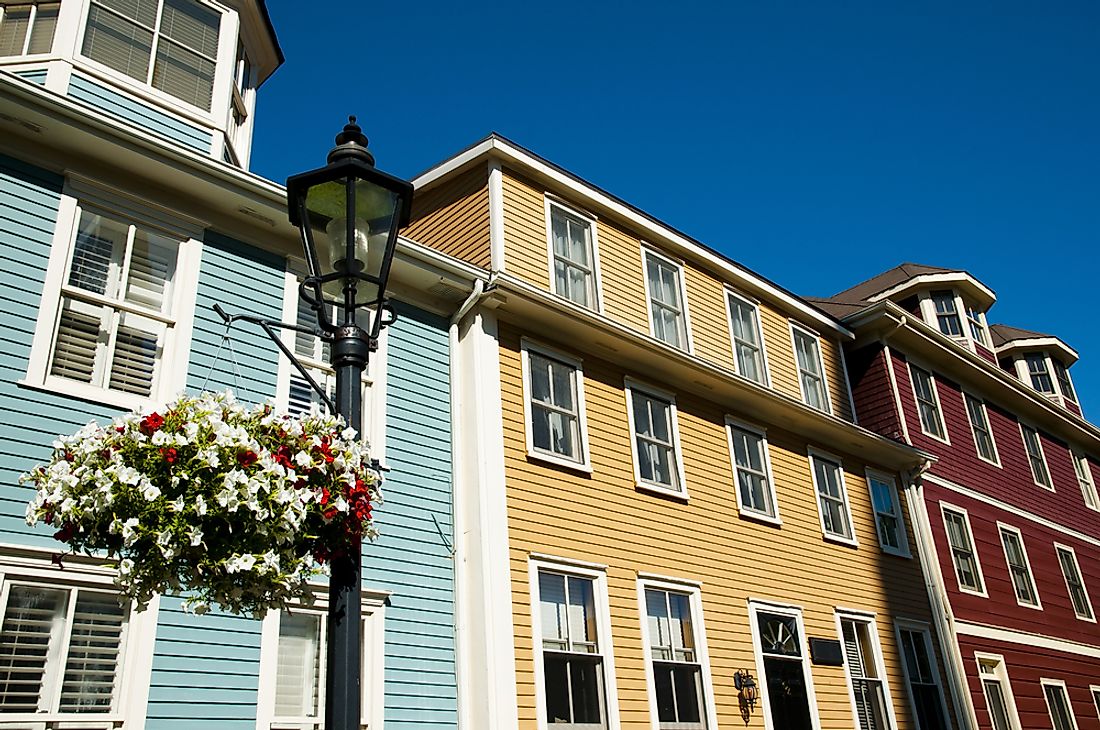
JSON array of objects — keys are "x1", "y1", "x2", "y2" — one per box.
[
  {"x1": 645, "y1": 589, "x2": 705, "y2": 730},
  {"x1": 999, "y1": 529, "x2": 1038, "y2": 606},
  {"x1": 550, "y1": 207, "x2": 595, "y2": 308},
  {"x1": 793, "y1": 330, "x2": 827, "y2": 411},
  {"x1": 529, "y1": 353, "x2": 581, "y2": 461},
  {"x1": 931, "y1": 291, "x2": 962, "y2": 337},
  {"x1": 1026, "y1": 354, "x2": 1055, "y2": 394},
  {"x1": 981, "y1": 678, "x2": 1013, "y2": 730},
  {"x1": 1020, "y1": 426, "x2": 1051, "y2": 487},
  {"x1": 645, "y1": 254, "x2": 687, "y2": 350},
  {"x1": 729, "y1": 426, "x2": 773, "y2": 517},
  {"x1": 1073, "y1": 454, "x2": 1099, "y2": 510},
  {"x1": 813, "y1": 456, "x2": 851, "y2": 540},
  {"x1": 728, "y1": 295, "x2": 764, "y2": 384},
  {"x1": 840, "y1": 619, "x2": 890, "y2": 730},
  {"x1": 631, "y1": 391, "x2": 679, "y2": 490},
  {"x1": 869, "y1": 477, "x2": 902, "y2": 551},
  {"x1": 0, "y1": 2, "x2": 58, "y2": 56},
  {"x1": 965, "y1": 395, "x2": 997, "y2": 462},
  {"x1": 910, "y1": 366, "x2": 945, "y2": 438},
  {"x1": 943, "y1": 510, "x2": 983, "y2": 592},
  {"x1": 1044, "y1": 683, "x2": 1077, "y2": 730},
  {"x1": 1053, "y1": 360, "x2": 1077, "y2": 404},
  {"x1": 898, "y1": 629, "x2": 948, "y2": 730},
  {"x1": 1056, "y1": 548, "x2": 1093, "y2": 620},
  {"x1": 539, "y1": 571, "x2": 607, "y2": 728},
  {"x1": 966, "y1": 306, "x2": 987, "y2": 346}
]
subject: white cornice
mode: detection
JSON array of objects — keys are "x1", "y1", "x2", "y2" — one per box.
[
  {"x1": 867, "y1": 272, "x2": 996, "y2": 309},
  {"x1": 993, "y1": 336, "x2": 1079, "y2": 366}
]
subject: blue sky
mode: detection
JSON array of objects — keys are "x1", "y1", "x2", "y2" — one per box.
[{"x1": 251, "y1": 0, "x2": 1100, "y2": 416}]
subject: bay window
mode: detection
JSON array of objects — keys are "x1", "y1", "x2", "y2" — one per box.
[{"x1": 0, "y1": 2, "x2": 58, "y2": 56}]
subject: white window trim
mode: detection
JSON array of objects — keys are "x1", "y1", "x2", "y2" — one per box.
[
  {"x1": 788, "y1": 322, "x2": 832, "y2": 414},
  {"x1": 939, "y1": 501, "x2": 988, "y2": 597},
  {"x1": 962, "y1": 392, "x2": 1001, "y2": 467},
  {"x1": 725, "y1": 417, "x2": 781, "y2": 525},
  {"x1": 807, "y1": 447, "x2": 857, "y2": 547},
  {"x1": 640, "y1": 245, "x2": 693, "y2": 353},
  {"x1": 1014, "y1": 353, "x2": 1078, "y2": 410},
  {"x1": 254, "y1": 586, "x2": 388, "y2": 730},
  {"x1": 1072, "y1": 451, "x2": 1100, "y2": 513},
  {"x1": 528, "y1": 555, "x2": 621, "y2": 730},
  {"x1": 724, "y1": 288, "x2": 770, "y2": 387},
  {"x1": 918, "y1": 288, "x2": 989, "y2": 352},
  {"x1": 544, "y1": 196, "x2": 604, "y2": 313},
  {"x1": 893, "y1": 620, "x2": 951, "y2": 730},
  {"x1": 996, "y1": 522, "x2": 1042, "y2": 610},
  {"x1": 1053, "y1": 542, "x2": 1095, "y2": 623},
  {"x1": 0, "y1": 555, "x2": 160, "y2": 728},
  {"x1": 1018, "y1": 422, "x2": 1054, "y2": 491},
  {"x1": 834, "y1": 609, "x2": 899, "y2": 730},
  {"x1": 518, "y1": 338, "x2": 592, "y2": 472},
  {"x1": 636, "y1": 576, "x2": 719, "y2": 730},
  {"x1": 1090, "y1": 684, "x2": 1100, "y2": 721},
  {"x1": 624, "y1": 377, "x2": 688, "y2": 500},
  {"x1": 21, "y1": 182, "x2": 202, "y2": 412},
  {"x1": 1041, "y1": 678, "x2": 1081, "y2": 730},
  {"x1": 865, "y1": 469, "x2": 910, "y2": 558},
  {"x1": 747, "y1": 599, "x2": 821, "y2": 730},
  {"x1": 907, "y1": 361, "x2": 950, "y2": 445},
  {"x1": 974, "y1": 652, "x2": 1023, "y2": 730}
]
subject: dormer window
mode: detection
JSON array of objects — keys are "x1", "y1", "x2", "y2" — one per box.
[
  {"x1": 0, "y1": 2, "x2": 57, "y2": 56},
  {"x1": 931, "y1": 290, "x2": 963, "y2": 337},
  {"x1": 1053, "y1": 360, "x2": 1077, "y2": 405},
  {"x1": 1012, "y1": 351, "x2": 1078, "y2": 409},
  {"x1": 1025, "y1": 354, "x2": 1054, "y2": 395},
  {"x1": 966, "y1": 304, "x2": 988, "y2": 346}
]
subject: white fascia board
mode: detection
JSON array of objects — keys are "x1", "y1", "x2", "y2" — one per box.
[
  {"x1": 993, "y1": 337, "x2": 1079, "y2": 365},
  {"x1": 867, "y1": 272, "x2": 997, "y2": 309},
  {"x1": 412, "y1": 136, "x2": 852, "y2": 339}
]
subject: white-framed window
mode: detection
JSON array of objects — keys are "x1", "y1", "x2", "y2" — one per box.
[
  {"x1": 521, "y1": 339, "x2": 591, "y2": 471},
  {"x1": 546, "y1": 199, "x2": 600, "y2": 311},
  {"x1": 1054, "y1": 543, "x2": 1094, "y2": 622},
  {"x1": 997, "y1": 523, "x2": 1040, "y2": 609},
  {"x1": 625, "y1": 379, "x2": 686, "y2": 498},
  {"x1": 726, "y1": 418, "x2": 779, "y2": 524},
  {"x1": 725, "y1": 291, "x2": 768, "y2": 385},
  {"x1": 1072, "y1": 452, "x2": 1099, "y2": 511},
  {"x1": 1019, "y1": 424, "x2": 1052, "y2": 489},
  {"x1": 836, "y1": 611, "x2": 896, "y2": 730},
  {"x1": 963, "y1": 393, "x2": 999, "y2": 465},
  {"x1": 0, "y1": 1, "x2": 58, "y2": 56},
  {"x1": 255, "y1": 588, "x2": 386, "y2": 730},
  {"x1": 748, "y1": 601, "x2": 819, "y2": 730},
  {"x1": 966, "y1": 304, "x2": 988, "y2": 347},
  {"x1": 225, "y1": 40, "x2": 256, "y2": 166},
  {"x1": 976, "y1": 653, "x2": 1021, "y2": 730},
  {"x1": 1025, "y1": 353, "x2": 1055, "y2": 395},
  {"x1": 638, "y1": 577, "x2": 716, "y2": 730},
  {"x1": 930, "y1": 290, "x2": 963, "y2": 338},
  {"x1": 529, "y1": 556, "x2": 619, "y2": 730},
  {"x1": 24, "y1": 187, "x2": 201, "y2": 411},
  {"x1": 642, "y1": 248, "x2": 691, "y2": 351},
  {"x1": 1042, "y1": 679, "x2": 1080, "y2": 730},
  {"x1": 790, "y1": 323, "x2": 830, "y2": 413},
  {"x1": 1053, "y1": 359, "x2": 1078, "y2": 406},
  {"x1": 894, "y1": 622, "x2": 950, "y2": 730},
  {"x1": 1091, "y1": 685, "x2": 1100, "y2": 721},
  {"x1": 866, "y1": 470, "x2": 909, "y2": 557},
  {"x1": 940, "y1": 503, "x2": 986, "y2": 596},
  {"x1": 909, "y1": 364, "x2": 947, "y2": 442},
  {"x1": 808, "y1": 449, "x2": 855, "y2": 545},
  {"x1": 79, "y1": 0, "x2": 228, "y2": 111},
  {"x1": 275, "y1": 264, "x2": 386, "y2": 462}
]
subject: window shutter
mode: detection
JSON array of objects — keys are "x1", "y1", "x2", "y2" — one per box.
[
  {"x1": 0, "y1": 5, "x2": 30, "y2": 56},
  {"x1": 124, "y1": 230, "x2": 176, "y2": 312},
  {"x1": 67, "y1": 231, "x2": 114, "y2": 295},
  {"x1": 82, "y1": 4, "x2": 153, "y2": 81},
  {"x1": 50, "y1": 301, "x2": 104, "y2": 384},
  {"x1": 275, "y1": 613, "x2": 321, "y2": 719},
  {"x1": 59, "y1": 591, "x2": 125, "y2": 712},
  {"x1": 0, "y1": 586, "x2": 66, "y2": 712},
  {"x1": 108, "y1": 317, "x2": 159, "y2": 396}
]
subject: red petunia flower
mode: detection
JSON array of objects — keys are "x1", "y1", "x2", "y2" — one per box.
[
  {"x1": 140, "y1": 413, "x2": 165, "y2": 435},
  {"x1": 161, "y1": 447, "x2": 178, "y2": 464},
  {"x1": 237, "y1": 450, "x2": 258, "y2": 467}
]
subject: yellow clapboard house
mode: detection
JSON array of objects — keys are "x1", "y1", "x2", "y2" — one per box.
[{"x1": 406, "y1": 135, "x2": 959, "y2": 730}]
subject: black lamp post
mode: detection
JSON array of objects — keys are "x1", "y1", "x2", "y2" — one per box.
[{"x1": 286, "y1": 118, "x2": 413, "y2": 730}]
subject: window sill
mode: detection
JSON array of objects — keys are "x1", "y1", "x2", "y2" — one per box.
[
  {"x1": 1032, "y1": 480, "x2": 1056, "y2": 492},
  {"x1": 976, "y1": 454, "x2": 1002, "y2": 469},
  {"x1": 19, "y1": 377, "x2": 152, "y2": 413},
  {"x1": 1015, "y1": 600, "x2": 1043, "y2": 611},
  {"x1": 919, "y1": 428, "x2": 951, "y2": 446},
  {"x1": 822, "y1": 532, "x2": 858, "y2": 549},
  {"x1": 738, "y1": 508, "x2": 782, "y2": 527},
  {"x1": 1071, "y1": 613, "x2": 1097, "y2": 624},
  {"x1": 957, "y1": 585, "x2": 989, "y2": 599},
  {"x1": 636, "y1": 481, "x2": 689, "y2": 502},
  {"x1": 526, "y1": 449, "x2": 593, "y2": 474},
  {"x1": 879, "y1": 545, "x2": 912, "y2": 559}
]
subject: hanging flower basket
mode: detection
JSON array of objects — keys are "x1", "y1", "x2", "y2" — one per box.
[{"x1": 22, "y1": 392, "x2": 381, "y2": 617}]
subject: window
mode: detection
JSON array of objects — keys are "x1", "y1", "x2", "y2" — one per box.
[
  {"x1": 726, "y1": 419, "x2": 779, "y2": 523},
  {"x1": 547, "y1": 201, "x2": 598, "y2": 310},
  {"x1": 643, "y1": 249, "x2": 690, "y2": 350},
  {"x1": 226, "y1": 41, "x2": 254, "y2": 164},
  {"x1": 867, "y1": 471, "x2": 908, "y2": 556},
  {"x1": 941, "y1": 505, "x2": 986, "y2": 595},
  {"x1": 256, "y1": 591, "x2": 385, "y2": 730},
  {"x1": 0, "y1": 582, "x2": 127, "y2": 720},
  {"x1": 0, "y1": 2, "x2": 57, "y2": 56},
  {"x1": 838, "y1": 613, "x2": 894, "y2": 730},
  {"x1": 909, "y1": 365, "x2": 946, "y2": 441},
  {"x1": 81, "y1": 0, "x2": 222, "y2": 111},
  {"x1": 1053, "y1": 360, "x2": 1077, "y2": 405},
  {"x1": 1042, "y1": 679, "x2": 1080, "y2": 730},
  {"x1": 930, "y1": 291, "x2": 962, "y2": 337},
  {"x1": 964, "y1": 394, "x2": 999, "y2": 464},
  {"x1": 791, "y1": 325, "x2": 829, "y2": 413},
  {"x1": 809, "y1": 450, "x2": 855, "y2": 544},
  {"x1": 522, "y1": 341, "x2": 589, "y2": 469},
  {"x1": 1055, "y1": 544, "x2": 1094, "y2": 621},
  {"x1": 750, "y1": 603, "x2": 817, "y2": 730},
  {"x1": 997, "y1": 525, "x2": 1040, "y2": 609},
  {"x1": 625, "y1": 381, "x2": 685, "y2": 497},
  {"x1": 1073, "y1": 452, "x2": 1099, "y2": 511},
  {"x1": 532, "y1": 562, "x2": 615, "y2": 729},
  {"x1": 976, "y1": 654, "x2": 1021, "y2": 730},
  {"x1": 966, "y1": 305, "x2": 988, "y2": 346},
  {"x1": 1025, "y1": 354, "x2": 1055, "y2": 395},
  {"x1": 896, "y1": 625, "x2": 949, "y2": 730},
  {"x1": 726, "y1": 292, "x2": 767, "y2": 385},
  {"x1": 1019, "y1": 424, "x2": 1052, "y2": 489},
  {"x1": 640, "y1": 582, "x2": 713, "y2": 730},
  {"x1": 1092, "y1": 686, "x2": 1100, "y2": 721}
]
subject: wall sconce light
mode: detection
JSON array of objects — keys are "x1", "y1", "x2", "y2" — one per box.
[{"x1": 734, "y1": 669, "x2": 759, "y2": 725}]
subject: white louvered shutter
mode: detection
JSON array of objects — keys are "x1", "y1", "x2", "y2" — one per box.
[
  {"x1": 0, "y1": 586, "x2": 66, "y2": 712},
  {"x1": 107, "y1": 314, "x2": 161, "y2": 396},
  {"x1": 59, "y1": 591, "x2": 125, "y2": 712},
  {"x1": 274, "y1": 612, "x2": 322, "y2": 724},
  {"x1": 842, "y1": 620, "x2": 874, "y2": 730},
  {"x1": 51, "y1": 300, "x2": 105, "y2": 384}
]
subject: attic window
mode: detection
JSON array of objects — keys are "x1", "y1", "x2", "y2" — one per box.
[
  {"x1": 930, "y1": 291, "x2": 962, "y2": 337},
  {"x1": 966, "y1": 304, "x2": 987, "y2": 346}
]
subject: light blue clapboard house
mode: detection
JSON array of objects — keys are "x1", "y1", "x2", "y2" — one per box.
[{"x1": 0, "y1": 2, "x2": 485, "y2": 728}]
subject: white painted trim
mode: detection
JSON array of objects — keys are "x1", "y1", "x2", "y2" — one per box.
[
  {"x1": 623, "y1": 377, "x2": 688, "y2": 500},
  {"x1": 907, "y1": 361, "x2": 951, "y2": 445},
  {"x1": 939, "y1": 501, "x2": 989, "y2": 598},
  {"x1": 961, "y1": 391, "x2": 1002, "y2": 467},
  {"x1": 1071, "y1": 451, "x2": 1100, "y2": 512},
  {"x1": 1090, "y1": 684, "x2": 1100, "y2": 720},
  {"x1": 865, "y1": 469, "x2": 911, "y2": 557},
  {"x1": 636, "y1": 571, "x2": 704, "y2": 588},
  {"x1": 893, "y1": 620, "x2": 954, "y2": 730},
  {"x1": 519, "y1": 337, "x2": 593, "y2": 472},
  {"x1": 806, "y1": 447, "x2": 858, "y2": 547},
  {"x1": 636, "y1": 577, "x2": 719, "y2": 730},
  {"x1": 834, "y1": 610, "x2": 900, "y2": 730},
  {"x1": 747, "y1": 600, "x2": 822, "y2": 730},
  {"x1": 723, "y1": 288, "x2": 771, "y2": 387},
  {"x1": 995, "y1": 337, "x2": 1079, "y2": 365},
  {"x1": 973, "y1": 652, "x2": 1023, "y2": 730},
  {"x1": 528, "y1": 556, "x2": 621, "y2": 730},
  {"x1": 867, "y1": 272, "x2": 997, "y2": 309},
  {"x1": 789, "y1": 321, "x2": 833, "y2": 414},
  {"x1": 725, "y1": 416, "x2": 782, "y2": 525},
  {"x1": 1053, "y1": 543, "x2": 1096, "y2": 623},
  {"x1": 529, "y1": 552, "x2": 608, "y2": 571},
  {"x1": 995, "y1": 522, "x2": 1043, "y2": 611},
  {"x1": 955, "y1": 620, "x2": 1100, "y2": 659},
  {"x1": 1018, "y1": 422, "x2": 1054, "y2": 491},
  {"x1": 640, "y1": 244, "x2": 694, "y2": 354},
  {"x1": 487, "y1": 159, "x2": 505, "y2": 271},
  {"x1": 544, "y1": 196, "x2": 604, "y2": 313},
  {"x1": 1040, "y1": 678, "x2": 1081, "y2": 730},
  {"x1": 882, "y1": 343, "x2": 912, "y2": 444},
  {"x1": 837, "y1": 343, "x2": 858, "y2": 423}
]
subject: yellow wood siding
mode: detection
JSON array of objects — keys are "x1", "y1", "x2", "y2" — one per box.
[
  {"x1": 683, "y1": 266, "x2": 736, "y2": 369},
  {"x1": 595, "y1": 220, "x2": 648, "y2": 333},
  {"x1": 501, "y1": 170, "x2": 550, "y2": 288},
  {"x1": 405, "y1": 166, "x2": 491, "y2": 268},
  {"x1": 500, "y1": 322, "x2": 946, "y2": 729}
]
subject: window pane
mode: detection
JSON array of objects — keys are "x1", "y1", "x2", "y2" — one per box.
[
  {"x1": 1045, "y1": 684, "x2": 1075, "y2": 730},
  {"x1": 59, "y1": 591, "x2": 125, "y2": 712},
  {"x1": 159, "y1": 0, "x2": 218, "y2": 56},
  {"x1": 109, "y1": 312, "x2": 162, "y2": 396},
  {"x1": 97, "y1": 0, "x2": 159, "y2": 27},
  {"x1": 69, "y1": 212, "x2": 127, "y2": 296},
  {"x1": 26, "y1": 2, "x2": 57, "y2": 54},
  {"x1": 0, "y1": 585, "x2": 66, "y2": 712},
  {"x1": 0, "y1": 5, "x2": 30, "y2": 56},
  {"x1": 125, "y1": 227, "x2": 177, "y2": 312},
  {"x1": 83, "y1": 3, "x2": 153, "y2": 81},
  {"x1": 153, "y1": 37, "x2": 216, "y2": 109},
  {"x1": 275, "y1": 613, "x2": 321, "y2": 718},
  {"x1": 539, "y1": 572, "x2": 568, "y2": 647},
  {"x1": 51, "y1": 298, "x2": 106, "y2": 384},
  {"x1": 982, "y1": 679, "x2": 1013, "y2": 730}
]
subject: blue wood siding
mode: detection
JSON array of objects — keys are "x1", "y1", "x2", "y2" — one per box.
[
  {"x1": 14, "y1": 69, "x2": 47, "y2": 84},
  {"x1": 67, "y1": 74, "x2": 212, "y2": 153}
]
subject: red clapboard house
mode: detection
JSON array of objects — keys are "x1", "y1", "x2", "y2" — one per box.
[{"x1": 811, "y1": 264, "x2": 1100, "y2": 730}]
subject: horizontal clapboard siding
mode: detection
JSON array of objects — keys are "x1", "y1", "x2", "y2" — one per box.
[
  {"x1": 405, "y1": 167, "x2": 491, "y2": 268},
  {"x1": 14, "y1": 69, "x2": 47, "y2": 84},
  {"x1": 848, "y1": 343, "x2": 905, "y2": 441}
]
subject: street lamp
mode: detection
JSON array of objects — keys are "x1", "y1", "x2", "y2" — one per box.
[{"x1": 286, "y1": 118, "x2": 413, "y2": 730}]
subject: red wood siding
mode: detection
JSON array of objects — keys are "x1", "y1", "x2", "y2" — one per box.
[
  {"x1": 846, "y1": 344, "x2": 905, "y2": 442},
  {"x1": 974, "y1": 342, "x2": 996, "y2": 365}
]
